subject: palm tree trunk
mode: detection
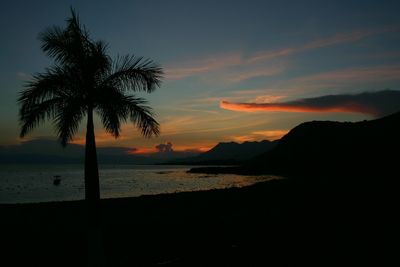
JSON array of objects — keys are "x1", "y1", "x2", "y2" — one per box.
[
  {"x1": 85, "y1": 107, "x2": 106, "y2": 266},
  {"x1": 85, "y1": 106, "x2": 100, "y2": 204}
]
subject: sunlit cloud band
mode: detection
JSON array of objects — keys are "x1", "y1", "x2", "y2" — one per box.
[{"x1": 220, "y1": 90, "x2": 400, "y2": 117}]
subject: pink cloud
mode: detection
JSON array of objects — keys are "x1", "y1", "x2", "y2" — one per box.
[
  {"x1": 302, "y1": 27, "x2": 395, "y2": 50},
  {"x1": 297, "y1": 65, "x2": 400, "y2": 84},
  {"x1": 247, "y1": 48, "x2": 296, "y2": 64},
  {"x1": 164, "y1": 26, "x2": 400, "y2": 81},
  {"x1": 224, "y1": 65, "x2": 285, "y2": 82},
  {"x1": 248, "y1": 26, "x2": 400, "y2": 64},
  {"x1": 165, "y1": 53, "x2": 242, "y2": 80}
]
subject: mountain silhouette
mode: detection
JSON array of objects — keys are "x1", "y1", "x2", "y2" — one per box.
[
  {"x1": 253, "y1": 111, "x2": 400, "y2": 177},
  {"x1": 171, "y1": 140, "x2": 278, "y2": 165},
  {"x1": 190, "y1": 111, "x2": 400, "y2": 187}
]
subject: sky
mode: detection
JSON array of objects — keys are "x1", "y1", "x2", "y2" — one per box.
[{"x1": 1, "y1": 0, "x2": 400, "y2": 153}]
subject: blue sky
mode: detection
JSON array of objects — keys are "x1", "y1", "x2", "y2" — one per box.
[{"x1": 1, "y1": 0, "x2": 400, "y2": 152}]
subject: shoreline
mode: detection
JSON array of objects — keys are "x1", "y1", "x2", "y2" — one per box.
[
  {"x1": 1, "y1": 177, "x2": 397, "y2": 266},
  {"x1": 1, "y1": 164, "x2": 266, "y2": 205},
  {"x1": 0, "y1": 177, "x2": 284, "y2": 206}
]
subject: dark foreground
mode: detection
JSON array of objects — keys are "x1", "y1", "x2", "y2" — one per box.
[{"x1": 1, "y1": 177, "x2": 398, "y2": 266}]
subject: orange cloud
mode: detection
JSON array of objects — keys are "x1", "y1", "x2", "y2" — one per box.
[
  {"x1": 231, "y1": 135, "x2": 258, "y2": 143},
  {"x1": 231, "y1": 129, "x2": 289, "y2": 142},
  {"x1": 220, "y1": 100, "x2": 373, "y2": 113},
  {"x1": 220, "y1": 90, "x2": 400, "y2": 117},
  {"x1": 128, "y1": 144, "x2": 211, "y2": 155},
  {"x1": 252, "y1": 130, "x2": 290, "y2": 140},
  {"x1": 171, "y1": 145, "x2": 212, "y2": 152},
  {"x1": 128, "y1": 147, "x2": 157, "y2": 155},
  {"x1": 70, "y1": 130, "x2": 130, "y2": 146}
]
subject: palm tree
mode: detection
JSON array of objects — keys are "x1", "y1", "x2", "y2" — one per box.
[{"x1": 18, "y1": 9, "x2": 162, "y2": 205}]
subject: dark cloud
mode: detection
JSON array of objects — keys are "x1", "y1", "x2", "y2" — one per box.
[
  {"x1": 0, "y1": 138, "x2": 135, "y2": 157},
  {"x1": 155, "y1": 142, "x2": 174, "y2": 153},
  {"x1": 0, "y1": 139, "x2": 143, "y2": 164},
  {"x1": 220, "y1": 90, "x2": 400, "y2": 117}
]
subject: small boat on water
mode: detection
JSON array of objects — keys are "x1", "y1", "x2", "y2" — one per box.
[{"x1": 53, "y1": 175, "x2": 61, "y2": 186}]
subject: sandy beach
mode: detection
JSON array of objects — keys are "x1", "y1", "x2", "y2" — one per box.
[{"x1": 1, "y1": 177, "x2": 397, "y2": 266}]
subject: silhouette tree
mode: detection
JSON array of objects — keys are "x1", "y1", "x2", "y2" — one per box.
[{"x1": 18, "y1": 9, "x2": 162, "y2": 205}]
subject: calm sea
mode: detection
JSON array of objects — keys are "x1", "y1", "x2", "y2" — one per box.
[{"x1": 0, "y1": 164, "x2": 279, "y2": 204}]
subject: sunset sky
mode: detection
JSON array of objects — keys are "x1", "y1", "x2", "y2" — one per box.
[{"x1": 1, "y1": 0, "x2": 400, "y2": 153}]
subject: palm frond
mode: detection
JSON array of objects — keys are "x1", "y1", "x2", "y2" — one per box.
[
  {"x1": 95, "y1": 87, "x2": 159, "y2": 138},
  {"x1": 54, "y1": 98, "x2": 85, "y2": 146},
  {"x1": 95, "y1": 86, "x2": 128, "y2": 138},
  {"x1": 39, "y1": 8, "x2": 90, "y2": 67},
  {"x1": 101, "y1": 55, "x2": 163, "y2": 93},
  {"x1": 38, "y1": 25, "x2": 69, "y2": 63},
  {"x1": 126, "y1": 96, "x2": 160, "y2": 138},
  {"x1": 18, "y1": 65, "x2": 82, "y2": 108},
  {"x1": 66, "y1": 7, "x2": 81, "y2": 34},
  {"x1": 88, "y1": 40, "x2": 112, "y2": 87},
  {"x1": 18, "y1": 65, "x2": 79, "y2": 138},
  {"x1": 19, "y1": 97, "x2": 63, "y2": 137}
]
